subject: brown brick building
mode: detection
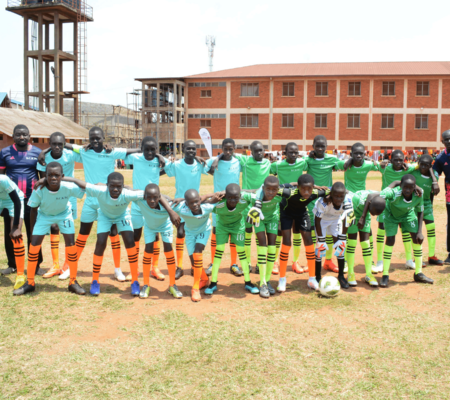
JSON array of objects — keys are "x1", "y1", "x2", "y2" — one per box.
[{"x1": 136, "y1": 62, "x2": 450, "y2": 155}]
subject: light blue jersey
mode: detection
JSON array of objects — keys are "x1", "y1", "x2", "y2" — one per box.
[
  {"x1": 164, "y1": 159, "x2": 208, "y2": 198},
  {"x1": 78, "y1": 148, "x2": 127, "y2": 185},
  {"x1": 135, "y1": 199, "x2": 173, "y2": 244},
  {"x1": 172, "y1": 202, "x2": 214, "y2": 236},
  {"x1": 0, "y1": 175, "x2": 23, "y2": 201},
  {"x1": 205, "y1": 157, "x2": 241, "y2": 192},
  {"x1": 36, "y1": 149, "x2": 81, "y2": 178}
]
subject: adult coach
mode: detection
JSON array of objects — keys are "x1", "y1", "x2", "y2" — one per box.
[{"x1": 0, "y1": 124, "x2": 44, "y2": 275}]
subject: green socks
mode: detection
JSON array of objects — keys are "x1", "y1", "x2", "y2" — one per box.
[
  {"x1": 412, "y1": 243, "x2": 423, "y2": 274},
  {"x1": 311, "y1": 229, "x2": 317, "y2": 245},
  {"x1": 402, "y1": 231, "x2": 413, "y2": 260},
  {"x1": 257, "y1": 246, "x2": 268, "y2": 286},
  {"x1": 274, "y1": 236, "x2": 282, "y2": 261},
  {"x1": 293, "y1": 233, "x2": 302, "y2": 261},
  {"x1": 377, "y1": 228, "x2": 385, "y2": 261},
  {"x1": 361, "y1": 240, "x2": 373, "y2": 277},
  {"x1": 426, "y1": 222, "x2": 436, "y2": 258},
  {"x1": 211, "y1": 244, "x2": 225, "y2": 283},
  {"x1": 325, "y1": 235, "x2": 333, "y2": 260},
  {"x1": 245, "y1": 231, "x2": 252, "y2": 263},
  {"x1": 266, "y1": 245, "x2": 276, "y2": 282},
  {"x1": 346, "y1": 239, "x2": 357, "y2": 275},
  {"x1": 237, "y1": 245, "x2": 251, "y2": 281},
  {"x1": 383, "y1": 244, "x2": 393, "y2": 275},
  {"x1": 369, "y1": 234, "x2": 375, "y2": 262}
]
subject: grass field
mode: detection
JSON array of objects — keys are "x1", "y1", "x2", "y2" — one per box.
[{"x1": 1, "y1": 171, "x2": 450, "y2": 399}]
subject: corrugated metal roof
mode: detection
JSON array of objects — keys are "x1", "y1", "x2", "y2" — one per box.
[
  {"x1": 0, "y1": 92, "x2": 8, "y2": 105},
  {"x1": 185, "y1": 61, "x2": 450, "y2": 79},
  {"x1": 0, "y1": 108, "x2": 89, "y2": 140}
]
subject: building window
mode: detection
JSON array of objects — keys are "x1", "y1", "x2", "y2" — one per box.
[
  {"x1": 415, "y1": 115, "x2": 428, "y2": 129},
  {"x1": 0, "y1": 134, "x2": 3, "y2": 140},
  {"x1": 348, "y1": 82, "x2": 361, "y2": 96},
  {"x1": 417, "y1": 81, "x2": 429, "y2": 96},
  {"x1": 347, "y1": 114, "x2": 360, "y2": 128},
  {"x1": 382, "y1": 82, "x2": 395, "y2": 96},
  {"x1": 241, "y1": 83, "x2": 259, "y2": 97},
  {"x1": 200, "y1": 120, "x2": 211, "y2": 127},
  {"x1": 315, "y1": 82, "x2": 328, "y2": 96},
  {"x1": 282, "y1": 114, "x2": 294, "y2": 128},
  {"x1": 315, "y1": 114, "x2": 327, "y2": 128},
  {"x1": 31, "y1": 138, "x2": 39, "y2": 143},
  {"x1": 381, "y1": 114, "x2": 394, "y2": 129},
  {"x1": 240, "y1": 114, "x2": 259, "y2": 127},
  {"x1": 282, "y1": 83, "x2": 295, "y2": 97},
  {"x1": 200, "y1": 90, "x2": 211, "y2": 98}
]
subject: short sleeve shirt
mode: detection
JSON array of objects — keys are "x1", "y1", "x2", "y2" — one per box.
[
  {"x1": 36, "y1": 149, "x2": 81, "y2": 178},
  {"x1": 78, "y1": 148, "x2": 127, "y2": 184},
  {"x1": 135, "y1": 199, "x2": 171, "y2": 232},
  {"x1": 172, "y1": 202, "x2": 215, "y2": 235},
  {"x1": 164, "y1": 159, "x2": 209, "y2": 198},
  {"x1": 305, "y1": 155, "x2": 339, "y2": 187},
  {"x1": 0, "y1": 174, "x2": 23, "y2": 200},
  {"x1": 337, "y1": 160, "x2": 378, "y2": 192},
  {"x1": 125, "y1": 153, "x2": 167, "y2": 189},
  {"x1": 411, "y1": 169, "x2": 439, "y2": 201},
  {"x1": 205, "y1": 157, "x2": 241, "y2": 192},
  {"x1": 382, "y1": 186, "x2": 424, "y2": 218},
  {"x1": 212, "y1": 192, "x2": 254, "y2": 230},
  {"x1": 234, "y1": 154, "x2": 272, "y2": 190},
  {"x1": 280, "y1": 184, "x2": 328, "y2": 216},
  {"x1": 379, "y1": 164, "x2": 416, "y2": 190},
  {"x1": 313, "y1": 194, "x2": 353, "y2": 221},
  {"x1": 269, "y1": 158, "x2": 306, "y2": 185},
  {"x1": 433, "y1": 150, "x2": 450, "y2": 184}
]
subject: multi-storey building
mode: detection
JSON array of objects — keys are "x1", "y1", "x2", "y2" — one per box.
[{"x1": 136, "y1": 62, "x2": 450, "y2": 155}]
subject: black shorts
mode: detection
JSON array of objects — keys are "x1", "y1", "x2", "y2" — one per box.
[{"x1": 280, "y1": 209, "x2": 311, "y2": 232}]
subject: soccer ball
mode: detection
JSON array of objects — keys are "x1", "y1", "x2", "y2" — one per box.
[{"x1": 319, "y1": 276, "x2": 340, "y2": 298}]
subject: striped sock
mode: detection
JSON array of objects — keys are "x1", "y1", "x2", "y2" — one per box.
[
  {"x1": 369, "y1": 234, "x2": 375, "y2": 262},
  {"x1": 192, "y1": 253, "x2": 203, "y2": 290},
  {"x1": 110, "y1": 235, "x2": 121, "y2": 269},
  {"x1": 26, "y1": 244, "x2": 41, "y2": 286},
  {"x1": 210, "y1": 232, "x2": 216, "y2": 261},
  {"x1": 143, "y1": 251, "x2": 153, "y2": 286},
  {"x1": 412, "y1": 243, "x2": 423, "y2": 274},
  {"x1": 293, "y1": 233, "x2": 302, "y2": 262},
  {"x1": 75, "y1": 233, "x2": 89, "y2": 260},
  {"x1": 237, "y1": 246, "x2": 250, "y2": 281},
  {"x1": 279, "y1": 244, "x2": 290, "y2": 278},
  {"x1": 346, "y1": 239, "x2": 357, "y2": 275},
  {"x1": 377, "y1": 228, "x2": 385, "y2": 262},
  {"x1": 67, "y1": 246, "x2": 78, "y2": 285},
  {"x1": 311, "y1": 229, "x2": 317, "y2": 245},
  {"x1": 274, "y1": 236, "x2": 282, "y2": 261},
  {"x1": 383, "y1": 245, "x2": 393, "y2": 275},
  {"x1": 153, "y1": 240, "x2": 161, "y2": 269},
  {"x1": 126, "y1": 246, "x2": 139, "y2": 282},
  {"x1": 13, "y1": 238, "x2": 25, "y2": 276},
  {"x1": 305, "y1": 244, "x2": 316, "y2": 278},
  {"x1": 211, "y1": 244, "x2": 225, "y2": 283},
  {"x1": 230, "y1": 242, "x2": 237, "y2": 266},
  {"x1": 426, "y1": 222, "x2": 436, "y2": 258},
  {"x1": 361, "y1": 240, "x2": 373, "y2": 277},
  {"x1": 325, "y1": 235, "x2": 333, "y2": 260},
  {"x1": 176, "y1": 237, "x2": 184, "y2": 268},
  {"x1": 165, "y1": 250, "x2": 176, "y2": 286},
  {"x1": 265, "y1": 245, "x2": 276, "y2": 281},
  {"x1": 50, "y1": 234, "x2": 59, "y2": 266},
  {"x1": 245, "y1": 231, "x2": 252, "y2": 263},
  {"x1": 402, "y1": 231, "x2": 412, "y2": 261},
  {"x1": 92, "y1": 254, "x2": 103, "y2": 282},
  {"x1": 257, "y1": 246, "x2": 268, "y2": 286}
]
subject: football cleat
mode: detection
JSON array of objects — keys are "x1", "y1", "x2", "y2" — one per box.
[
  {"x1": 272, "y1": 261, "x2": 279, "y2": 275},
  {"x1": 380, "y1": 275, "x2": 389, "y2": 288},
  {"x1": 338, "y1": 275, "x2": 349, "y2": 289},
  {"x1": 175, "y1": 267, "x2": 184, "y2": 280},
  {"x1": 324, "y1": 260, "x2": 339, "y2": 273},
  {"x1": 277, "y1": 277, "x2": 286, "y2": 292},
  {"x1": 131, "y1": 281, "x2": 140, "y2": 296},
  {"x1": 307, "y1": 277, "x2": 319, "y2": 291},
  {"x1": 90, "y1": 280, "x2": 100, "y2": 296},
  {"x1": 43, "y1": 263, "x2": 61, "y2": 279},
  {"x1": 244, "y1": 282, "x2": 259, "y2": 294},
  {"x1": 14, "y1": 275, "x2": 26, "y2": 290},
  {"x1": 347, "y1": 273, "x2": 357, "y2": 286},
  {"x1": 114, "y1": 268, "x2": 126, "y2": 282},
  {"x1": 150, "y1": 267, "x2": 165, "y2": 281},
  {"x1": 413, "y1": 272, "x2": 434, "y2": 284},
  {"x1": 139, "y1": 285, "x2": 150, "y2": 299},
  {"x1": 364, "y1": 275, "x2": 378, "y2": 287},
  {"x1": 191, "y1": 288, "x2": 201, "y2": 302},
  {"x1": 68, "y1": 280, "x2": 86, "y2": 295},
  {"x1": 168, "y1": 285, "x2": 183, "y2": 299},
  {"x1": 13, "y1": 282, "x2": 35, "y2": 296},
  {"x1": 259, "y1": 284, "x2": 270, "y2": 298},
  {"x1": 204, "y1": 283, "x2": 218, "y2": 295},
  {"x1": 292, "y1": 261, "x2": 304, "y2": 274},
  {"x1": 230, "y1": 264, "x2": 243, "y2": 277}
]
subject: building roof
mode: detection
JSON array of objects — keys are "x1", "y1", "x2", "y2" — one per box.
[
  {"x1": 0, "y1": 93, "x2": 8, "y2": 105},
  {"x1": 0, "y1": 108, "x2": 89, "y2": 140},
  {"x1": 185, "y1": 61, "x2": 450, "y2": 79}
]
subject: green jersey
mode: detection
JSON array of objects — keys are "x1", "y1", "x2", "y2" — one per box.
[
  {"x1": 253, "y1": 185, "x2": 284, "y2": 219},
  {"x1": 305, "y1": 155, "x2": 339, "y2": 187},
  {"x1": 269, "y1": 158, "x2": 306, "y2": 184},
  {"x1": 337, "y1": 160, "x2": 378, "y2": 192},
  {"x1": 383, "y1": 186, "x2": 424, "y2": 219},
  {"x1": 379, "y1": 164, "x2": 416, "y2": 190},
  {"x1": 235, "y1": 154, "x2": 272, "y2": 190},
  {"x1": 213, "y1": 192, "x2": 254, "y2": 230},
  {"x1": 411, "y1": 169, "x2": 438, "y2": 201}
]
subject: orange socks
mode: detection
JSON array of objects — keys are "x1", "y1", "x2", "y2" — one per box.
[
  {"x1": 27, "y1": 244, "x2": 42, "y2": 286},
  {"x1": 76, "y1": 233, "x2": 89, "y2": 260},
  {"x1": 279, "y1": 244, "x2": 290, "y2": 278},
  {"x1": 211, "y1": 233, "x2": 216, "y2": 260},
  {"x1": 126, "y1": 247, "x2": 138, "y2": 282},
  {"x1": 230, "y1": 242, "x2": 237, "y2": 265},
  {"x1": 13, "y1": 238, "x2": 26, "y2": 276},
  {"x1": 135, "y1": 241, "x2": 140, "y2": 258},
  {"x1": 110, "y1": 235, "x2": 121, "y2": 269},
  {"x1": 305, "y1": 244, "x2": 316, "y2": 277},
  {"x1": 176, "y1": 237, "x2": 184, "y2": 268},
  {"x1": 143, "y1": 251, "x2": 153, "y2": 286},
  {"x1": 92, "y1": 254, "x2": 103, "y2": 282},
  {"x1": 50, "y1": 234, "x2": 59, "y2": 264},
  {"x1": 192, "y1": 253, "x2": 203, "y2": 289},
  {"x1": 153, "y1": 240, "x2": 160, "y2": 269},
  {"x1": 165, "y1": 250, "x2": 176, "y2": 286},
  {"x1": 67, "y1": 245, "x2": 78, "y2": 284}
]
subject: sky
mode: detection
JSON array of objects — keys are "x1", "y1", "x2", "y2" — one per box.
[{"x1": 1, "y1": 0, "x2": 450, "y2": 107}]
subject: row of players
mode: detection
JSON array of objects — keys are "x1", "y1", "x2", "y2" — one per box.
[{"x1": 2, "y1": 128, "x2": 442, "y2": 301}]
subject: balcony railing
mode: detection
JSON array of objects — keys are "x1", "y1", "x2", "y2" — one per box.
[{"x1": 7, "y1": 0, "x2": 93, "y2": 19}]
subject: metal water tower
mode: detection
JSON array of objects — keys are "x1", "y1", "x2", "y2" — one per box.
[{"x1": 205, "y1": 35, "x2": 215, "y2": 72}]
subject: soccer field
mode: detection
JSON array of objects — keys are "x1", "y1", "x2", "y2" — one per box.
[{"x1": 1, "y1": 171, "x2": 450, "y2": 399}]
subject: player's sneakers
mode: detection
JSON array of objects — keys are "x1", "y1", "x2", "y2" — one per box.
[
  {"x1": 168, "y1": 285, "x2": 183, "y2": 299},
  {"x1": 131, "y1": 281, "x2": 140, "y2": 296},
  {"x1": 175, "y1": 267, "x2": 184, "y2": 280},
  {"x1": 205, "y1": 263, "x2": 213, "y2": 276},
  {"x1": 139, "y1": 285, "x2": 150, "y2": 298},
  {"x1": 307, "y1": 277, "x2": 319, "y2": 291},
  {"x1": 376, "y1": 260, "x2": 384, "y2": 273},
  {"x1": 199, "y1": 279, "x2": 209, "y2": 290},
  {"x1": 90, "y1": 280, "x2": 100, "y2": 296},
  {"x1": 267, "y1": 282, "x2": 276, "y2": 295},
  {"x1": 59, "y1": 267, "x2": 70, "y2": 280},
  {"x1": 371, "y1": 262, "x2": 379, "y2": 274},
  {"x1": 338, "y1": 275, "x2": 349, "y2": 289},
  {"x1": 68, "y1": 280, "x2": 86, "y2": 295},
  {"x1": 151, "y1": 267, "x2": 165, "y2": 281},
  {"x1": 125, "y1": 273, "x2": 132, "y2": 282},
  {"x1": 347, "y1": 273, "x2": 357, "y2": 286},
  {"x1": 364, "y1": 275, "x2": 378, "y2": 287},
  {"x1": 14, "y1": 275, "x2": 26, "y2": 290},
  {"x1": 380, "y1": 275, "x2": 389, "y2": 288},
  {"x1": 205, "y1": 282, "x2": 218, "y2": 295},
  {"x1": 259, "y1": 284, "x2": 270, "y2": 298},
  {"x1": 414, "y1": 272, "x2": 434, "y2": 284},
  {"x1": 445, "y1": 254, "x2": 450, "y2": 265},
  {"x1": 428, "y1": 256, "x2": 444, "y2": 266},
  {"x1": 191, "y1": 288, "x2": 201, "y2": 302},
  {"x1": 248, "y1": 265, "x2": 253, "y2": 274},
  {"x1": 230, "y1": 264, "x2": 243, "y2": 277},
  {"x1": 277, "y1": 277, "x2": 286, "y2": 292},
  {"x1": 292, "y1": 261, "x2": 304, "y2": 274},
  {"x1": 244, "y1": 282, "x2": 259, "y2": 294},
  {"x1": 114, "y1": 268, "x2": 126, "y2": 282},
  {"x1": 35, "y1": 266, "x2": 46, "y2": 276},
  {"x1": 43, "y1": 263, "x2": 61, "y2": 278},
  {"x1": 254, "y1": 265, "x2": 260, "y2": 274},
  {"x1": 272, "y1": 261, "x2": 279, "y2": 275},
  {"x1": 0, "y1": 266, "x2": 16, "y2": 275},
  {"x1": 405, "y1": 260, "x2": 415, "y2": 270},
  {"x1": 343, "y1": 261, "x2": 348, "y2": 274},
  {"x1": 324, "y1": 260, "x2": 339, "y2": 273},
  {"x1": 13, "y1": 282, "x2": 35, "y2": 296}
]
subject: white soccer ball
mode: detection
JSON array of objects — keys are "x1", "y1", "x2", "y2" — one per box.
[{"x1": 319, "y1": 276, "x2": 340, "y2": 298}]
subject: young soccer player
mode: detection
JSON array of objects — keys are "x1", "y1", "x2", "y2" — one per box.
[
  {"x1": 125, "y1": 136, "x2": 168, "y2": 281},
  {"x1": 62, "y1": 172, "x2": 144, "y2": 296},
  {"x1": 313, "y1": 182, "x2": 354, "y2": 289},
  {"x1": 133, "y1": 184, "x2": 182, "y2": 299},
  {"x1": 378, "y1": 174, "x2": 433, "y2": 287},
  {"x1": 36, "y1": 132, "x2": 81, "y2": 279},
  {"x1": 204, "y1": 183, "x2": 260, "y2": 295},
  {"x1": 163, "y1": 140, "x2": 208, "y2": 280},
  {"x1": 13, "y1": 162, "x2": 85, "y2": 296}
]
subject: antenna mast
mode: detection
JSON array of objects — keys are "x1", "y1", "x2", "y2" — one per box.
[{"x1": 205, "y1": 35, "x2": 216, "y2": 72}]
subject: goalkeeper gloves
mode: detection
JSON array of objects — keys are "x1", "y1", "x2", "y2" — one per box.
[
  {"x1": 246, "y1": 200, "x2": 264, "y2": 227},
  {"x1": 315, "y1": 236, "x2": 327, "y2": 258},
  {"x1": 333, "y1": 234, "x2": 347, "y2": 257}
]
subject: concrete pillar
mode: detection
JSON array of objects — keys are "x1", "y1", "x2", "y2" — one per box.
[
  {"x1": 38, "y1": 13, "x2": 44, "y2": 112},
  {"x1": 268, "y1": 78, "x2": 274, "y2": 151},
  {"x1": 45, "y1": 23, "x2": 50, "y2": 112},
  {"x1": 74, "y1": 20, "x2": 79, "y2": 123},
  {"x1": 24, "y1": 15, "x2": 29, "y2": 110},
  {"x1": 335, "y1": 80, "x2": 340, "y2": 149},
  {"x1": 368, "y1": 79, "x2": 374, "y2": 150},
  {"x1": 54, "y1": 12, "x2": 60, "y2": 114}
]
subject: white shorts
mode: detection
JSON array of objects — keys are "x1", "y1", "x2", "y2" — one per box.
[{"x1": 319, "y1": 218, "x2": 342, "y2": 237}]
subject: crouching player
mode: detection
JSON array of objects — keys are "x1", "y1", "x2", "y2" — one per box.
[
  {"x1": 63, "y1": 172, "x2": 144, "y2": 296},
  {"x1": 134, "y1": 184, "x2": 182, "y2": 299},
  {"x1": 205, "y1": 183, "x2": 260, "y2": 295},
  {"x1": 313, "y1": 182, "x2": 354, "y2": 289},
  {"x1": 13, "y1": 162, "x2": 85, "y2": 295}
]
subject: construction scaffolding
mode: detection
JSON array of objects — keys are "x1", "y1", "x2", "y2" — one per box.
[{"x1": 126, "y1": 91, "x2": 142, "y2": 148}]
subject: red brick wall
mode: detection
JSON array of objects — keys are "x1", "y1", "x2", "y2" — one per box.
[
  {"x1": 340, "y1": 80, "x2": 370, "y2": 108},
  {"x1": 307, "y1": 80, "x2": 336, "y2": 108},
  {"x1": 339, "y1": 113, "x2": 369, "y2": 140},
  {"x1": 230, "y1": 114, "x2": 269, "y2": 140},
  {"x1": 442, "y1": 79, "x2": 450, "y2": 108},
  {"x1": 306, "y1": 113, "x2": 336, "y2": 140},
  {"x1": 372, "y1": 113, "x2": 403, "y2": 141},
  {"x1": 188, "y1": 118, "x2": 226, "y2": 140},
  {"x1": 272, "y1": 113, "x2": 303, "y2": 140},
  {"x1": 187, "y1": 86, "x2": 227, "y2": 109},
  {"x1": 407, "y1": 79, "x2": 438, "y2": 108},
  {"x1": 441, "y1": 115, "x2": 450, "y2": 131},
  {"x1": 273, "y1": 81, "x2": 304, "y2": 108},
  {"x1": 373, "y1": 79, "x2": 404, "y2": 108},
  {"x1": 230, "y1": 81, "x2": 270, "y2": 108},
  {"x1": 406, "y1": 114, "x2": 437, "y2": 141}
]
